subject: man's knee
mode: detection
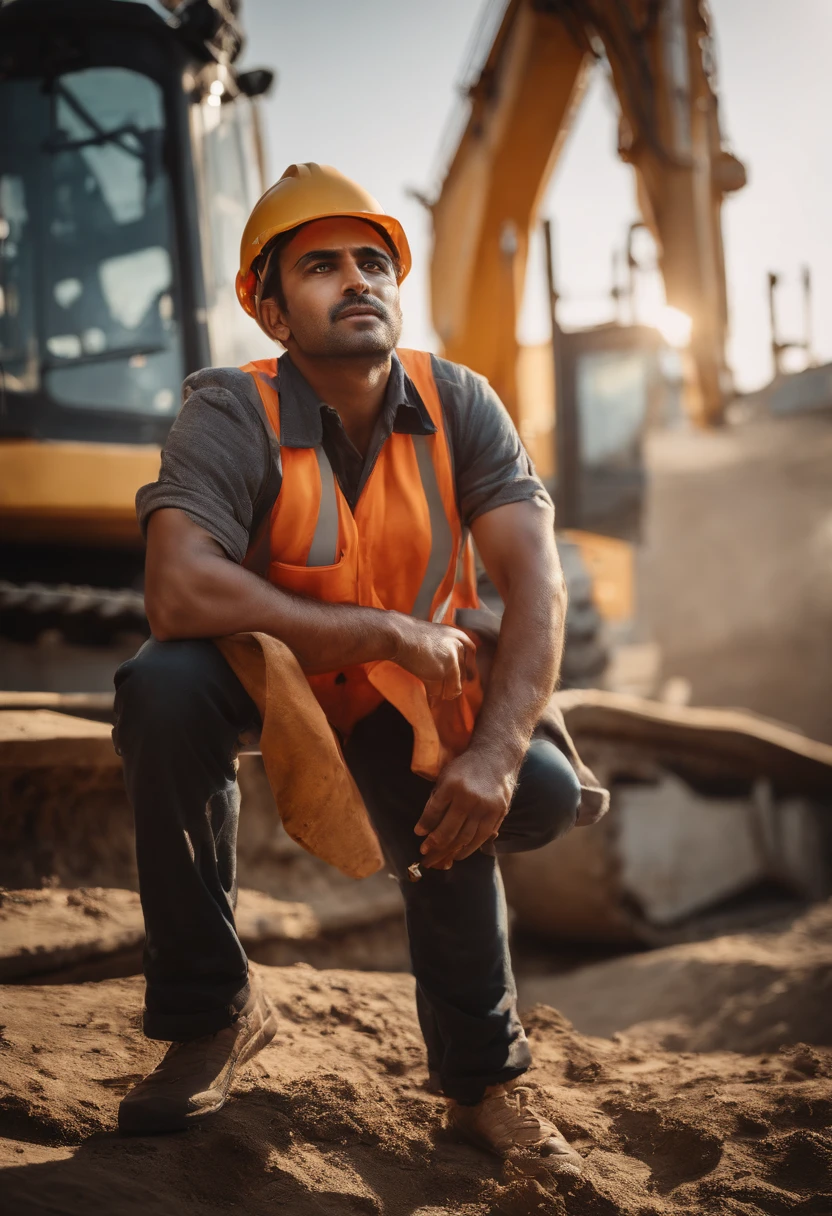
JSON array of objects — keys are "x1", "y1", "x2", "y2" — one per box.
[
  {"x1": 114, "y1": 638, "x2": 243, "y2": 743},
  {"x1": 499, "y1": 739, "x2": 582, "y2": 854}
]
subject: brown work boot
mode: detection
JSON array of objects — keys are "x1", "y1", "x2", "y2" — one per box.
[
  {"x1": 118, "y1": 977, "x2": 277, "y2": 1134},
  {"x1": 448, "y1": 1081, "x2": 583, "y2": 1174}
]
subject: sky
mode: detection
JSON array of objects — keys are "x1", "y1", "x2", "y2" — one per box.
[{"x1": 241, "y1": 0, "x2": 832, "y2": 393}]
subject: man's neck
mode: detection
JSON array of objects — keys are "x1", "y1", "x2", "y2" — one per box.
[{"x1": 287, "y1": 349, "x2": 393, "y2": 456}]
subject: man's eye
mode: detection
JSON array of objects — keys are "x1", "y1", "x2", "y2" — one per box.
[{"x1": 311, "y1": 262, "x2": 332, "y2": 273}]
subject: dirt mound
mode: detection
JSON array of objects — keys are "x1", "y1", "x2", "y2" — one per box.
[
  {"x1": 1, "y1": 938, "x2": 831, "y2": 1216},
  {"x1": 0, "y1": 885, "x2": 408, "y2": 983},
  {"x1": 518, "y1": 900, "x2": 832, "y2": 1053}
]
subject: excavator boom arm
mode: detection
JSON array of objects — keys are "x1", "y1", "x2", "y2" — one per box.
[{"x1": 430, "y1": 0, "x2": 745, "y2": 427}]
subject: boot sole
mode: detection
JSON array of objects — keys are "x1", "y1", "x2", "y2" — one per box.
[{"x1": 118, "y1": 998, "x2": 278, "y2": 1135}]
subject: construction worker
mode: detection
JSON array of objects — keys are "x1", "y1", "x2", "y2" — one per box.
[{"x1": 113, "y1": 164, "x2": 602, "y2": 1170}]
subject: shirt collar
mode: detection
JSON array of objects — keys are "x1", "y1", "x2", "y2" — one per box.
[{"x1": 276, "y1": 351, "x2": 436, "y2": 448}]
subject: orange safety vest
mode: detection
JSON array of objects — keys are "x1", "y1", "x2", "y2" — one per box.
[{"x1": 241, "y1": 348, "x2": 483, "y2": 779}]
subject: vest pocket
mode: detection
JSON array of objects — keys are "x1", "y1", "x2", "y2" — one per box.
[
  {"x1": 268, "y1": 552, "x2": 352, "y2": 601},
  {"x1": 269, "y1": 552, "x2": 346, "y2": 575}
]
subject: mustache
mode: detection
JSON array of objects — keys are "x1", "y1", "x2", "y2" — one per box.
[{"x1": 329, "y1": 296, "x2": 389, "y2": 323}]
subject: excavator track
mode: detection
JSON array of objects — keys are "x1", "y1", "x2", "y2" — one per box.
[
  {"x1": 0, "y1": 581, "x2": 149, "y2": 644},
  {"x1": 1, "y1": 540, "x2": 608, "y2": 688}
]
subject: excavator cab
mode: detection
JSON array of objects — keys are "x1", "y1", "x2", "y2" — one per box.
[
  {"x1": 0, "y1": 0, "x2": 272, "y2": 446},
  {"x1": 0, "y1": 0, "x2": 274, "y2": 685}
]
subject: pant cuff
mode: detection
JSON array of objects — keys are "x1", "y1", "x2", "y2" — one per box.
[
  {"x1": 142, "y1": 980, "x2": 251, "y2": 1042},
  {"x1": 442, "y1": 1063, "x2": 529, "y2": 1106}
]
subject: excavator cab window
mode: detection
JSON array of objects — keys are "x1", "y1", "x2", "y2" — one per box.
[
  {"x1": 577, "y1": 348, "x2": 650, "y2": 470},
  {"x1": 0, "y1": 65, "x2": 183, "y2": 419},
  {"x1": 556, "y1": 325, "x2": 673, "y2": 542},
  {"x1": 191, "y1": 92, "x2": 273, "y2": 367}
]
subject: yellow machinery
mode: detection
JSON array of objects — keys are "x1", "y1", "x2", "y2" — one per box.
[
  {"x1": 429, "y1": 0, "x2": 746, "y2": 432},
  {"x1": 428, "y1": 0, "x2": 746, "y2": 663},
  {"x1": 0, "y1": 0, "x2": 745, "y2": 692},
  {"x1": 0, "y1": 0, "x2": 274, "y2": 687}
]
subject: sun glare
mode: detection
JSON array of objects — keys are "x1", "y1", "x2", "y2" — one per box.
[{"x1": 652, "y1": 306, "x2": 693, "y2": 349}]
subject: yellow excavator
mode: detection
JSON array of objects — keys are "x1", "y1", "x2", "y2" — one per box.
[
  {"x1": 0, "y1": 0, "x2": 275, "y2": 688},
  {"x1": 428, "y1": 0, "x2": 746, "y2": 664}
]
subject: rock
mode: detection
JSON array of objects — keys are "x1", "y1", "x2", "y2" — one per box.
[{"x1": 0, "y1": 710, "x2": 118, "y2": 770}]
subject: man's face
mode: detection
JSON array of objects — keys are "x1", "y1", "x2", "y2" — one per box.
[{"x1": 260, "y1": 217, "x2": 403, "y2": 358}]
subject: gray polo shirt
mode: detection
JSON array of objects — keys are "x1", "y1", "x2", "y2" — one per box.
[{"x1": 136, "y1": 351, "x2": 551, "y2": 562}]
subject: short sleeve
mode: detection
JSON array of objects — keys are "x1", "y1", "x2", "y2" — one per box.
[
  {"x1": 431, "y1": 355, "x2": 553, "y2": 528},
  {"x1": 135, "y1": 367, "x2": 272, "y2": 563}
]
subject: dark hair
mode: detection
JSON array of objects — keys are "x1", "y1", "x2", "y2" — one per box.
[
  {"x1": 256, "y1": 220, "x2": 401, "y2": 313},
  {"x1": 255, "y1": 228, "x2": 297, "y2": 312}
]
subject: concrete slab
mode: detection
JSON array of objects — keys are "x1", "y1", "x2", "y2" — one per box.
[{"x1": 0, "y1": 710, "x2": 118, "y2": 769}]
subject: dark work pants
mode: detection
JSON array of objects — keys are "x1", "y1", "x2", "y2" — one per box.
[{"x1": 113, "y1": 637, "x2": 582, "y2": 1104}]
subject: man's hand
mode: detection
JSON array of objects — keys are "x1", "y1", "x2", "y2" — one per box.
[
  {"x1": 408, "y1": 498, "x2": 567, "y2": 872},
  {"x1": 413, "y1": 746, "x2": 521, "y2": 869},
  {"x1": 392, "y1": 617, "x2": 477, "y2": 701}
]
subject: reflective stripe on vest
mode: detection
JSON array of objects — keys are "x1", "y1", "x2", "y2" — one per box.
[
  {"x1": 412, "y1": 436, "x2": 454, "y2": 621},
  {"x1": 307, "y1": 446, "x2": 340, "y2": 567},
  {"x1": 301, "y1": 433, "x2": 456, "y2": 623},
  {"x1": 431, "y1": 525, "x2": 469, "y2": 625}
]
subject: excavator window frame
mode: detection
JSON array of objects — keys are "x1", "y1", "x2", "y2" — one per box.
[{"x1": 0, "y1": 1, "x2": 211, "y2": 446}]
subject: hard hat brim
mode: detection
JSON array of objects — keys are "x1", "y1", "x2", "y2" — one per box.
[{"x1": 237, "y1": 210, "x2": 411, "y2": 322}]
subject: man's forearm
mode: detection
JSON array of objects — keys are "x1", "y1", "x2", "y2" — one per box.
[
  {"x1": 145, "y1": 510, "x2": 474, "y2": 690},
  {"x1": 146, "y1": 517, "x2": 399, "y2": 671},
  {"x1": 197, "y1": 558, "x2": 400, "y2": 670},
  {"x1": 469, "y1": 572, "x2": 566, "y2": 770}
]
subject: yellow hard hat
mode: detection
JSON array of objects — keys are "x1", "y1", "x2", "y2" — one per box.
[{"x1": 236, "y1": 162, "x2": 412, "y2": 320}]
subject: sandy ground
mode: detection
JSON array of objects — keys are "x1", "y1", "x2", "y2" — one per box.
[
  {"x1": 1, "y1": 904, "x2": 831, "y2": 1215},
  {"x1": 516, "y1": 900, "x2": 832, "y2": 1054}
]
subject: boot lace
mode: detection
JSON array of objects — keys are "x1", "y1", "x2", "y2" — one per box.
[{"x1": 486, "y1": 1084, "x2": 555, "y2": 1148}]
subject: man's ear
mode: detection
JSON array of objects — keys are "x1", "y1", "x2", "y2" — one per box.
[{"x1": 260, "y1": 298, "x2": 291, "y2": 345}]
